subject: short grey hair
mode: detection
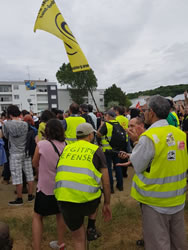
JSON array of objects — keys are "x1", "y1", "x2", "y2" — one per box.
[{"x1": 148, "y1": 95, "x2": 170, "y2": 119}]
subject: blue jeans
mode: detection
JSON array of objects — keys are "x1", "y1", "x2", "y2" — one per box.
[{"x1": 105, "y1": 152, "x2": 123, "y2": 190}]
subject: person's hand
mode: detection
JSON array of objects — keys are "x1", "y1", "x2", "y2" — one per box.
[
  {"x1": 116, "y1": 161, "x2": 132, "y2": 167},
  {"x1": 102, "y1": 204, "x2": 112, "y2": 222},
  {"x1": 118, "y1": 151, "x2": 129, "y2": 159}
]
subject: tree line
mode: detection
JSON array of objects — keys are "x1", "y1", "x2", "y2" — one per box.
[{"x1": 127, "y1": 84, "x2": 188, "y2": 99}]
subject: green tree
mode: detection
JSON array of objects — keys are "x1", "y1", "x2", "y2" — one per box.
[
  {"x1": 104, "y1": 84, "x2": 131, "y2": 108},
  {"x1": 56, "y1": 63, "x2": 98, "y2": 104}
]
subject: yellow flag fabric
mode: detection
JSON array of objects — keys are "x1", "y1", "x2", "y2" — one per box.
[{"x1": 34, "y1": 0, "x2": 90, "y2": 72}]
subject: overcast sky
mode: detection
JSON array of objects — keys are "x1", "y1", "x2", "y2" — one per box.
[{"x1": 1, "y1": 0, "x2": 188, "y2": 93}]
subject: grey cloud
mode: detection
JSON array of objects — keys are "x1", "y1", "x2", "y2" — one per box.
[{"x1": 0, "y1": 0, "x2": 188, "y2": 94}]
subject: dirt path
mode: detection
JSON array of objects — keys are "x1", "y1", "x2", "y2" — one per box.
[
  {"x1": 0, "y1": 167, "x2": 136, "y2": 210},
  {"x1": 0, "y1": 167, "x2": 138, "y2": 250}
]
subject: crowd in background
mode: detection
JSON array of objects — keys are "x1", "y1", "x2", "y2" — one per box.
[{"x1": 0, "y1": 92, "x2": 188, "y2": 249}]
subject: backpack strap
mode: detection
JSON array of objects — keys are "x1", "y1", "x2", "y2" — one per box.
[{"x1": 48, "y1": 140, "x2": 61, "y2": 157}]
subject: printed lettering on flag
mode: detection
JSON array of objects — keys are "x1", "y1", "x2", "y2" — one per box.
[{"x1": 34, "y1": 0, "x2": 90, "y2": 72}]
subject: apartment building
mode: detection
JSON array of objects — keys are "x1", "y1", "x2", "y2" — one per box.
[
  {"x1": 0, "y1": 80, "x2": 58, "y2": 113},
  {"x1": 0, "y1": 80, "x2": 105, "y2": 114}
]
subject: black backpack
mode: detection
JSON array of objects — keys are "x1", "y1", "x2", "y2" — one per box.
[
  {"x1": 25, "y1": 124, "x2": 37, "y2": 157},
  {"x1": 106, "y1": 121, "x2": 127, "y2": 151}
]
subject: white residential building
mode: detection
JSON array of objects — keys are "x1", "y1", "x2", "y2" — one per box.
[
  {"x1": 0, "y1": 80, "x2": 105, "y2": 114},
  {"x1": 0, "y1": 80, "x2": 58, "y2": 113}
]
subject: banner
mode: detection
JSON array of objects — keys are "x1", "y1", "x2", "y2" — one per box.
[
  {"x1": 25, "y1": 81, "x2": 36, "y2": 90},
  {"x1": 34, "y1": 0, "x2": 90, "y2": 72}
]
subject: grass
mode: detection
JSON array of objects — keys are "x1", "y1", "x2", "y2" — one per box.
[{"x1": 1, "y1": 199, "x2": 188, "y2": 249}]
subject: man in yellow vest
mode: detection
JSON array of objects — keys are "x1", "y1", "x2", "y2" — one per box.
[
  {"x1": 97, "y1": 110, "x2": 124, "y2": 193},
  {"x1": 129, "y1": 95, "x2": 188, "y2": 250},
  {"x1": 55, "y1": 123, "x2": 112, "y2": 250},
  {"x1": 113, "y1": 106, "x2": 129, "y2": 130},
  {"x1": 62, "y1": 103, "x2": 86, "y2": 144}
]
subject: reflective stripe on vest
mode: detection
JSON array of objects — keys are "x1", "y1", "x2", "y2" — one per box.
[
  {"x1": 57, "y1": 165, "x2": 101, "y2": 183},
  {"x1": 101, "y1": 120, "x2": 116, "y2": 152},
  {"x1": 65, "y1": 138, "x2": 77, "y2": 142},
  {"x1": 55, "y1": 140, "x2": 102, "y2": 203},
  {"x1": 132, "y1": 181, "x2": 187, "y2": 198},
  {"x1": 137, "y1": 171, "x2": 187, "y2": 185},
  {"x1": 56, "y1": 180, "x2": 100, "y2": 193}
]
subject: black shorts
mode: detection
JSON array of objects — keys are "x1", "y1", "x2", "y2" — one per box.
[
  {"x1": 34, "y1": 191, "x2": 60, "y2": 216},
  {"x1": 58, "y1": 197, "x2": 101, "y2": 231}
]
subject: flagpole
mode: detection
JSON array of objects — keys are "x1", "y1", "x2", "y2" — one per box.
[{"x1": 88, "y1": 87, "x2": 99, "y2": 112}]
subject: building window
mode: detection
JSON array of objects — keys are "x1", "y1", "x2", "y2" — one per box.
[
  {"x1": 50, "y1": 86, "x2": 56, "y2": 90},
  {"x1": 36, "y1": 86, "x2": 47, "y2": 92},
  {"x1": 100, "y1": 98, "x2": 103, "y2": 102},
  {"x1": 51, "y1": 95, "x2": 57, "y2": 99},
  {"x1": 13, "y1": 85, "x2": 19, "y2": 90},
  {"x1": 14, "y1": 95, "x2": 19, "y2": 100},
  {"x1": 51, "y1": 104, "x2": 57, "y2": 108},
  {"x1": 38, "y1": 104, "x2": 48, "y2": 111},
  {"x1": 0, "y1": 85, "x2": 11, "y2": 92},
  {"x1": 0, "y1": 95, "x2": 12, "y2": 102}
]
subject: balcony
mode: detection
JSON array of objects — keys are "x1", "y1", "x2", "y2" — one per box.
[
  {"x1": 0, "y1": 86, "x2": 12, "y2": 93},
  {"x1": 0, "y1": 95, "x2": 12, "y2": 103}
]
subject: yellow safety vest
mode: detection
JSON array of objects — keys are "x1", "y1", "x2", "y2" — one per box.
[
  {"x1": 131, "y1": 126, "x2": 188, "y2": 207},
  {"x1": 172, "y1": 111, "x2": 180, "y2": 128},
  {"x1": 38, "y1": 122, "x2": 46, "y2": 141},
  {"x1": 65, "y1": 116, "x2": 86, "y2": 144},
  {"x1": 101, "y1": 120, "x2": 116, "y2": 152},
  {"x1": 54, "y1": 140, "x2": 102, "y2": 203},
  {"x1": 116, "y1": 115, "x2": 129, "y2": 142},
  {"x1": 116, "y1": 115, "x2": 129, "y2": 130}
]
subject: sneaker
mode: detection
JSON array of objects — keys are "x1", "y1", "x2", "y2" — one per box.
[
  {"x1": 8, "y1": 198, "x2": 23, "y2": 206},
  {"x1": 116, "y1": 184, "x2": 123, "y2": 191},
  {"x1": 111, "y1": 188, "x2": 114, "y2": 194},
  {"x1": 87, "y1": 227, "x2": 101, "y2": 241},
  {"x1": 28, "y1": 194, "x2": 35, "y2": 202},
  {"x1": 49, "y1": 241, "x2": 66, "y2": 249}
]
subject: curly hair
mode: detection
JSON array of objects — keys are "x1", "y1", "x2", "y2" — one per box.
[
  {"x1": 44, "y1": 119, "x2": 65, "y2": 142},
  {"x1": 40, "y1": 110, "x2": 55, "y2": 123}
]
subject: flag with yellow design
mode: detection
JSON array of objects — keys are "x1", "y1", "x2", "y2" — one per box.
[{"x1": 34, "y1": 0, "x2": 90, "y2": 72}]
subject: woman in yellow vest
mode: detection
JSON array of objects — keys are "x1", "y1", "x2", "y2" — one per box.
[
  {"x1": 55, "y1": 123, "x2": 112, "y2": 250},
  {"x1": 129, "y1": 95, "x2": 188, "y2": 250}
]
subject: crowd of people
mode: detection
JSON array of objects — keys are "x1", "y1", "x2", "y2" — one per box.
[{"x1": 0, "y1": 93, "x2": 187, "y2": 250}]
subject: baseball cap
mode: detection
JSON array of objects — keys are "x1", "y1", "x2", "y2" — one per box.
[
  {"x1": 76, "y1": 123, "x2": 96, "y2": 137},
  {"x1": 106, "y1": 110, "x2": 116, "y2": 117}
]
